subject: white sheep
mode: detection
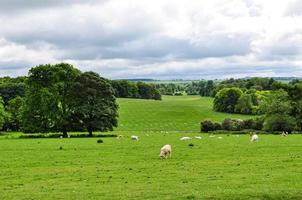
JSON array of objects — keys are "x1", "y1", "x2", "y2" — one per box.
[
  {"x1": 131, "y1": 135, "x2": 139, "y2": 141},
  {"x1": 281, "y1": 131, "x2": 288, "y2": 137},
  {"x1": 195, "y1": 136, "x2": 202, "y2": 139},
  {"x1": 159, "y1": 144, "x2": 172, "y2": 159},
  {"x1": 250, "y1": 133, "x2": 258, "y2": 142},
  {"x1": 180, "y1": 136, "x2": 192, "y2": 141}
]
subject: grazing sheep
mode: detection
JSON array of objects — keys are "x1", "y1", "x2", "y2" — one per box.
[
  {"x1": 159, "y1": 144, "x2": 172, "y2": 159},
  {"x1": 195, "y1": 136, "x2": 202, "y2": 139},
  {"x1": 218, "y1": 137, "x2": 223, "y2": 139},
  {"x1": 209, "y1": 135, "x2": 215, "y2": 138},
  {"x1": 131, "y1": 135, "x2": 139, "y2": 141},
  {"x1": 281, "y1": 131, "x2": 288, "y2": 137},
  {"x1": 250, "y1": 133, "x2": 258, "y2": 142},
  {"x1": 180, "y1": 136, "x2": 192, "y2": 141}
]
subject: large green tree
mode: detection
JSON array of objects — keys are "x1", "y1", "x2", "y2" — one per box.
[
  {"x1": 213, "y1": 87, "x2": 243, "y2": 113},
  {"x1": 260, "y1": 90, "x2": 296, "y2": 132},
  {"x1": 69, "y1": 72, "x2": 118, "y2": 136},
  {"x1": 22, "y1": 63, "x2": 81, "y2": 137}
]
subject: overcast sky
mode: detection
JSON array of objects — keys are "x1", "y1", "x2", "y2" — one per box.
[{"x1": 0, "y1": 0, "x2": 301, "y2": 79}]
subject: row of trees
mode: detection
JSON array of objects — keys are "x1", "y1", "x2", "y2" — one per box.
[
  {"x1": 0, "y1": 63, "x2": 119, "y2": 136},
  {"x1": 112, "y1": 80, "x2": 161, "y2": 100},
  {"x1": 211, "y1": 79, "x2": 302, "y2": 132}
]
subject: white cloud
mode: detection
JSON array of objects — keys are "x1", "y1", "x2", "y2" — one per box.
[{"x1": 0, "y1": 0, "x2": 301, "y2": 79}]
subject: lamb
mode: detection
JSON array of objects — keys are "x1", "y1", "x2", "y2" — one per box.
[
  {"x1": 159, "y1": 144, "x2": 172, "y2": 159},
  {"x1": 250, "y1": 133, "x2": 258, "y2": 142},
  {"x1": 131, "y1": 135, "x2": 139, "y2": 141},
  {"x1": 180, "y1": 136, "x2": 192, "y2": 141}
]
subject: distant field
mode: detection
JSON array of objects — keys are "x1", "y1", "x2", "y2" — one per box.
[
  {"x1": 1, "y1": 133, "x2": 302, "y2": 199},
  {"x1": 116, "y1": 95, "x2": 253, "y2": 132}
]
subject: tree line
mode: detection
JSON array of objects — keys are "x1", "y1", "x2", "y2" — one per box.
[
  {"x1": 0, "y1": 63, "x2": 120, "y2": 136},
  {"x1": 209, "y1": 79, "x2": 302, "y2": 132},
  {"x1": 111, "y1": 80, "x2": 161, "y2": 100}
]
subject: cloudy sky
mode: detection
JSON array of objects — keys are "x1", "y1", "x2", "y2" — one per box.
[{"x1": 0, "y1": 0, "x2": 301, "y2": 79}]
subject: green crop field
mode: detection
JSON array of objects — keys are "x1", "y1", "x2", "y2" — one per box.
[
  {"x1": 1, "y1": 96, "x2": 302, "y2": 199},
  {"x1": 116, "y1": 95, "x2": 252, "y2": 132}
]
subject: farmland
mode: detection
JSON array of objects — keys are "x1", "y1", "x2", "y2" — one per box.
[{"x1": 1, "y1": 96, "x2": 302, "y2": 199}]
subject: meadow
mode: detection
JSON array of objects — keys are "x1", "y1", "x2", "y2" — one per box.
[
  {"x1": 1, "y1": 96, "x2": 302, "y2": 199},
  {"x1": 116, "y1": 95, "x2": 252, "y2": 132}
]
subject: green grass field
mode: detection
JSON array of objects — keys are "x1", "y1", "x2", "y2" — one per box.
[
  {"x1": 1, "y1": 133, "x2": 302, "y2": 199},
  {"x1": 1, "y1": 96, "x2": 302, "y2": 199},
  {"x1": 116, "y1": 95, "x2": 252, "y2": 132}
]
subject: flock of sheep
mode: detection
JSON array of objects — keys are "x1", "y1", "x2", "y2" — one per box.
[{"x1": 121, "y1": 131, "x2": 289, "y2": 159}]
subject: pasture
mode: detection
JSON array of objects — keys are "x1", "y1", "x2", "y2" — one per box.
[
  {"x1": 0, "y1": 96, "x2": 301, "y2": 199},
  {"x1": 1, "y1": 133, "x2": 302, "y2": 199},
  {"x1": 116, "y1": 95, "x2": 252, "y2": 131}
]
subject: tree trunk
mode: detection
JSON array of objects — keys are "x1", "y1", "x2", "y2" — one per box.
[
  {"x1": 88, "y1": 129, "x2": 93, "y2": 137},
  {"x1": 62, "y1": 129, "x2": 68, "y2": 138}
]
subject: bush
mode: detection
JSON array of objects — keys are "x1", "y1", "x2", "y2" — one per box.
[
  {"x1": 97, "y1": 139, "x2": 103, "y2": 143},
  {"x1": 252, "y1": 117, "x2": 264, "y2": 130},
  {"x1": 200, "y1": 120, "x2": 214, "y2": 132},
  {"x1": 213, "y1": 122, "x2": 222, "y2": 130},
  {"x1": 243, "y1": 119, "x2": 254, "y2": 129},
  {"x1": 222, "y1": 118, "x2": 233, "y2": 131},
  {"x1": 263, "y1": 115, "x2": 296, "y2": 132},
  {"x1": 221, "y1": 118, "x2": 244, "y2": 131}
]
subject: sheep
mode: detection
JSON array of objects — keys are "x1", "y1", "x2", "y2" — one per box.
[
  {"x1": 281, "y1": 131, "x2": 288, "y2": 137},
  {"x1": 250, "y1": 133, "x2": 258, "y2": 142},
  {"x1": 218, "y1": 136, "x2": 223, "y2": 139},
  {"x1": 159, "y1": 144, "x2": 172, "y2": 159},
  {"x1": 195, "y1": 136, "x2": 202, "y2": 139},
  {"x1": 131, "y1": 135, "x2": 139, "y2": 141},
  {"x1": 180, "y1": 136, "x2": 192, "y2": 141},
  {"x1": 209, "y1": 135, "x2": 215, "y2": 138}
]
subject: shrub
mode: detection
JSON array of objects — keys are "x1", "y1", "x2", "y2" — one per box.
[
  {"x1": 213, "y1": 122, "x2": 222, "y2": 130},
  {"x1": 221, "y1": 118, "x2": 244, "y2": 131},
  {"x1": 222, "y1": 118, "x2": 233, "y2": 131},
  {"x1": 97, "y1": 139, "x2": 103, "y2": 143},
  {"x1": 243, "y1": 119, "x2": 254, "y2": 129},
  {"x1": 263, "y1": 115, "x2": 296, "y2": 133},
  {"x1": 252, "y1": 117, "x2": 264, "y2": 130},
  {"x1": 200, "y1": 120, "x2": 214, "y2": 132}
]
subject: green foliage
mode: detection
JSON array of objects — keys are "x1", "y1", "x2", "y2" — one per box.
[
  {"x1": 234, "y1": 93, "x2": 253, "y2": 114},
  {"x1": 263, "y1": 114, "x2": 297, "y2": 132},
  {"x1": 22, "y1": 63, "x2": 81, "y2": 136},
  {"x1": 69, "y1": 72, "x2": 118, "y2": 136},
  {"x1": 4, "y1": 96, "x2": 24, "y2": 131},
  {"x1": 221, "y1": 118, "x2": 245, "y2": 131},
  {"x1": 0, "y1": 82, "x2": 25, "y2": 105},
  {"x1": 200, "y1": 120, "x2": 214, "y2": 132},
  {"x1": 0, "y1": 97, "x2": 6, "y2": 128},
  {"x1": 214, "y1": 87, "x2": 243, "y2": 113},
  {"x1": 260, "y1": 90, "x2": 296, "y2": 132},
  {"x1": 112, "y1": 80, "x2": 161, "y2": 100}
]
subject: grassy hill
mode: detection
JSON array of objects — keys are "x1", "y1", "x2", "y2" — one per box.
[{"x1": 116, "y1": 95, "x2": 253, "y2": 132}]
